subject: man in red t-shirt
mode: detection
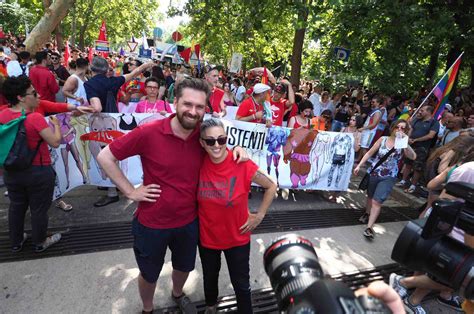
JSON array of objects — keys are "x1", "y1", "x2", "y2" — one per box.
[
  {"x1": 96, "y1": 78, "x2": 247, "y2": 313},
  {"x1": 205, "y1": 67, "x2": 226, "y2": 117},
  {"x1": 269, "y1": 80, "x2": 295, "y2": 127},
  {"x1": 236, "y1": 83, "x2": 270, "y2": 124},
  {"x1": 29, "y1": 51, "x2": 59, "y2": 102}
]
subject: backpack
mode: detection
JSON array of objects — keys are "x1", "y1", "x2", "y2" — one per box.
[{"x1": 0, "y1": 111, "x2": 43, "y2": 171}]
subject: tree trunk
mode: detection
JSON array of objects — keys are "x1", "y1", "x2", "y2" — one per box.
[
  {"x1": 25, "y1": 0, "x2": 74, "y2": 53},
  {"x1": 78, "y1": 0, "x2": 97, "y2": 50},
  {"x1": 71, "y1": 4, "x2": 76, "y2": 47},
  {"x1": 55, "y1": 22, "x2": 64, "y2": 52},
  {"x1": 290, "y1": 3, "x2": 309, "y2": 87},
  {"x1": 424, "y1": 45, "x2": 439, "y2": 87}
]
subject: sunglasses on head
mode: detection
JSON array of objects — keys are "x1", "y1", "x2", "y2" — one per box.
[{"x1": 202, "y1": 137, "x2": 227, "y2": 146}]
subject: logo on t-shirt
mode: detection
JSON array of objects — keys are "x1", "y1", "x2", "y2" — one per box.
[{"x1": 198, "y1": 176, "x2": 238, "y2": 208}]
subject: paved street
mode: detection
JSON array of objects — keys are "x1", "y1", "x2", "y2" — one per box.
[{"x1": 0, "y1": 177, "x2": 461, "y2": 313}]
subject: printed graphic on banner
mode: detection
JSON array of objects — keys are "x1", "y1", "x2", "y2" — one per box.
[
  {"x1": 230, "y1": 53, "x2": 243, "y2": 73},
  {"x1": 334, "y1": 47, "x2": 350, "y2": 61},
  {"x1": 95, "y1": 40, "x2": 110, "y2": 52},
  {"x1": 48, "y1": 114, "x2": 354, "y2": 199}
]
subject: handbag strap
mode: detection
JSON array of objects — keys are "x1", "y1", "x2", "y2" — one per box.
[{"x1": 370, "y1": 147, "x2": 396, "y2": 173}]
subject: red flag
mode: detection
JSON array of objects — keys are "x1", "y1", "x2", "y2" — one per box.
[
  {"x1": 261, "y1": 67, "x2": 269, "y2": 85},
  {"x1": 98, "y1": 20, "x2": 107, "y2": 41},
  {"x1": 194, "y1": 44, "x2": 201, "y2": 59},
  {"x1": 180, "y1": 47, "x2": 191, "y2": 63},
  {"x1": 88, "y1": 46, "x2": 94, "y2": 62},
  {"x1": 63, "y1": 40, "x2": 70, "y2": 67}
]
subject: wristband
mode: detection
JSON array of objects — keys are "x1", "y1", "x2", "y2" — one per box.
[{"x1": 252, "y1": 114, "x2": 256, "y2": 120}]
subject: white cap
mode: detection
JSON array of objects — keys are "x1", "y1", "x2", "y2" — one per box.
[
  {"x1": 252, "y1": 83, "x2": 271, "y2": 95},
  {"x1": 445, "y1": 103, "x2": 452, "y2": 112}
]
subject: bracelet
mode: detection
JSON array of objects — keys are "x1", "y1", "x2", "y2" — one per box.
[{"x1": 252, "y1": 114, "x2": 256, "y2": 120}]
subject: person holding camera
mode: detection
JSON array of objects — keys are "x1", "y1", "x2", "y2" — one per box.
[
  {"x1": 390, "y1": 157, "x2": 474, "y2": 313},
  {"x1": 354, "y1": 119, "x2": 416, "y2": 239},
  {"x1": 197, "y1": 118, "x2": 277, "y2": 313}
]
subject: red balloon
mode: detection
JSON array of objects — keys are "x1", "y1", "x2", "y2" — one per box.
[{"x1": 171, "y1": 31, "x2": 183, "y2": 42}]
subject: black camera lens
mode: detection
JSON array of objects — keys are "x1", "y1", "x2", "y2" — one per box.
[
  {"x1": 392, "y1": 219, "x2": 474, "y2": 299},
  {"x1": 263, "y1": 234, "x2": 324, "y2": 310}
]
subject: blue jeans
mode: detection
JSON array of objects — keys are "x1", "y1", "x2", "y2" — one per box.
[{"x1": 199, "y1": 242, "x2": 252, "y2": 313}]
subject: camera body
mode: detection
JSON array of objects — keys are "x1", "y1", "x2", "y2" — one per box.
[
  {"x1": 391, "y1": 182, "x2": 474, "y2": 299},
  {"x1": 263, "y1": 235, "x2": 390, "y2": 313}
]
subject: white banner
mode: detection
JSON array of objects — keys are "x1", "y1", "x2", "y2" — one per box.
[{"x1": 48, "y1": 113, "x2": 354, "y2": 199}]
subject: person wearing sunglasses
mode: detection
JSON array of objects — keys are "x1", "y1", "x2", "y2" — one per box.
[
  {"x1": 96, "y1": 78, "x2": 249, "y2": 313},
  {"x1": 197, "y1": 118, "x2": 277, "y2": 313},
  {"x1": 0, "y1": 76, "x2": 63, "y2": 253},
  {"x1": 354, "y1": 119, "x2": 416, "y2": 239}
]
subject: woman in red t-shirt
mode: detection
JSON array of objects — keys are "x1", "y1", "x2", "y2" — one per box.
[
  {"x1": 197, "y1": 118, "x2": 277, "y2": 313},
  {"x1": 0, "y1": 76, "x2": 63, "y2": 253}
]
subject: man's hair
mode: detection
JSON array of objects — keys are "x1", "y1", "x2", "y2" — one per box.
[
  {"x1": 200, "y1": 117, "x2": 224, "y2": 137},
  {"x1": 145, "y1": 76, "x2": 160, "y2": 86},
  {"x1": 90, "y1": 56, "x2": 109, "y2": 74},
  {"x1": 372, "y1": 96, "x2": 383, "y2": 104},
  {"x1": 76, "y1": 57, "x2": 89, "y2": 69},
  {"x1": 422, "y1": 104, "x2": 434, "y2": 114},
  {"x1": 1, "y1": 76, "x2": 31, "y2": 106},
  {"x1": 18, "y1": 51, "x2": 30, "y2": 61},
  {"x1": 175, "y1": 77, "x2": 210, "y2": 101},
  {"x1": 72, "y1": 48, "x2": 80, "y2": 53},
  {"x1": 50, "y1": 51, "x2": 60, "y2": 58},
  {"x1": 35, "y1": 51, "x2": 48, "y2": 64},
  {"x1": 16, "y1": 43, "x2": 25, "y2": 48}
]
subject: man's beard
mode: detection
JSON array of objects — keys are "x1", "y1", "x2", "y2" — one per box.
[{"x1": 177, "y1": 111, "x2": 202, "y2": 130}]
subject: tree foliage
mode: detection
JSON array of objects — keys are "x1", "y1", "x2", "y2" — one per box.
[{"x1": 172, "y1": 0, "x2": 473, "y2": 94}]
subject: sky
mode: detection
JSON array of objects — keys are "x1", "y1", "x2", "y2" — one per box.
[{"x1": 156, "y1": 0, "x2": 190, "y2": 35}]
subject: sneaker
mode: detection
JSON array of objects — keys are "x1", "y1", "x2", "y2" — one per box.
[
  {"x1": 396, "y1": 179, "x2": 406, "y2": 187},
  {"x1": 436, "y1": 295, "x2": 463, "y2": 311},
  {"x1": 359, "y1": 213, "x2": 369, "y2": 224},
  {"x1": 35, "y1": 233, "x2": 61, "y2": 253},
  {"x1": 172, "y1": 293, "x2": 197, "y2": 314},
  {"x1": 406, "y1": 184, "x2": 416, "y2": 194},
  {"x1": 363, "y1": 227, "x2": 374, "y2": 239},
  {"x1": 389, "y1": 273, "x2": 408, "y2": 299},
  {"x1": 11, "y1": 233, "x2": 28, "y2": 253},
  {"x1": 403, "y1": 298, "x2": 426, "y2": 314}
]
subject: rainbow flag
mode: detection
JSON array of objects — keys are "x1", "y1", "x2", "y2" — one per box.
[{"x1": 432, "y1": 53, "x2": 463, "y2": 118}]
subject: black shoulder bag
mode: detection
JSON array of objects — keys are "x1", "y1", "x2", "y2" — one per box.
[{"x1": 358, "y1": 147, "x2": 396, "y2": 190}]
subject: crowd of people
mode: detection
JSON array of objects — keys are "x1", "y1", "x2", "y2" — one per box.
[{"x1": 1, "y1": 37, "x2": 474, "y2": 313}]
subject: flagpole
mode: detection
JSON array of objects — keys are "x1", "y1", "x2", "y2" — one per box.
[{"x1": 411, "y1": 52, "x2": 464, "y2": 117}]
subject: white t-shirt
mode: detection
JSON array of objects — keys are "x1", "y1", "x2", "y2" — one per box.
[
  {"x1": 309, "y1": 92, "x2": 320, "y2": 113},
  {"x1": 6, "y1": 60, "x2": 23, "y2": 77},
  {"x1": 235, "y1": 85, "x2": 246, "y2": 103}
]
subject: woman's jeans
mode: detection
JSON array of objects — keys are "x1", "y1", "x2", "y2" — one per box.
[
  {"x1": 4, "y1": 166, "x2": 55, "y2": 247},
  {"x1": 199, "y1": 242, "x2": 252, "y2": 313}
]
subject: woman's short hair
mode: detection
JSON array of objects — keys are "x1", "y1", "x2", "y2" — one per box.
[
  {"x1": 297, "y1": 100, "x2": 313, "y2": 113},
  {"x1": 200, "y1": 118, "x2": 225, "y2": 137}
]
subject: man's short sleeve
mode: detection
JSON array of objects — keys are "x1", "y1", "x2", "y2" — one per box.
[
  {"x1": 110, "y1": 76, "x2": 126, "y2": 91},
  {"x1": 236, "y1": 101, "x2": 250, "y2": 117},
  {"x1": 430, "y1": 119, "x2": 440, "y2": 134},
  {"x1": 84, "y1": 81, "x2": 99, "y2": 101},
  {"x1": 109, "y1": 126, "x2": 145, "y2": 161}
]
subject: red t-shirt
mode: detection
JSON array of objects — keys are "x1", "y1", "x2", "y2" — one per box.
[
  {"x1": 236, "y1": 97, "x2": 263, "y2": 123},
  {"x1": 206, "y1": 87, "x2": 224, "y2": 113},
  {"x1": 0, "y1": 109, "x2": 51, "y2": 165},
  {"x1": 29, "y1": 65, "x2": 60, "y2": 102},
  {"x1": 269, "y1": 98, "x2": 287, "y2": 126},
  {"x1": 109, "y1": 114, "x2": 205, "y2": 229},
  {"x1": 198, "y1": 149, "x2": 259, "y2": 250}
]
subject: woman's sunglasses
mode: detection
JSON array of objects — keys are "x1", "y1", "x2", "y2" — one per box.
[{"x1": 202, "y1": 137, "x2": 227, "y2": 146}]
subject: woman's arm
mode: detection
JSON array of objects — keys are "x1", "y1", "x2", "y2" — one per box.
[
  {"x1": 287, "y1": 116, "x2": 296, "y2": 128},
  {"x1": 354, "y1": 137, "x2": 383, "y2": 175},
  {"x1": 39, "y1": 116, "x2": 62, "y2": 148},
  {"x1": 239, "y1": 169, "x2": 277, "y2": 234}
]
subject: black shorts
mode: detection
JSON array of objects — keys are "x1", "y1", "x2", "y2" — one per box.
[
  {"x1": 132, "y1": 217, "x2": 199, "y2": 283},
  {"x1": 404, "y1": 145, "x2": 429, "y2": 172}
]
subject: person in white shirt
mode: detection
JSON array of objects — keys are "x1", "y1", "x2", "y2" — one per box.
[
  {"x1": 232, "y1": 78, "x2": 246, "y2": 104},
  {"x1": 313, "y1": 91, "x2": 335, "y2": 117},
  {"x1": 308, "y1": 85, "x2": 322, "y2": 113},
  {"x1": 6, "y1": 52, "x2": 23, "y2": 77}
]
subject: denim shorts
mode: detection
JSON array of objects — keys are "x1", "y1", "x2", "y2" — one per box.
[
  {"x1": 367, "y1": 175, "x2": 396, "y2": 204},
  {"x1": 131, "y1": 217, "x2": 199, "y2": 283}
]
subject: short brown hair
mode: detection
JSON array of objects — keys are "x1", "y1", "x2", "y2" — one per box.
[
  {"x1": 175, "y1": 77, "x2": 210, "y2": 101},
  {"x1": 389, "y1": 119, "x2": 410, "y2": 135}
]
